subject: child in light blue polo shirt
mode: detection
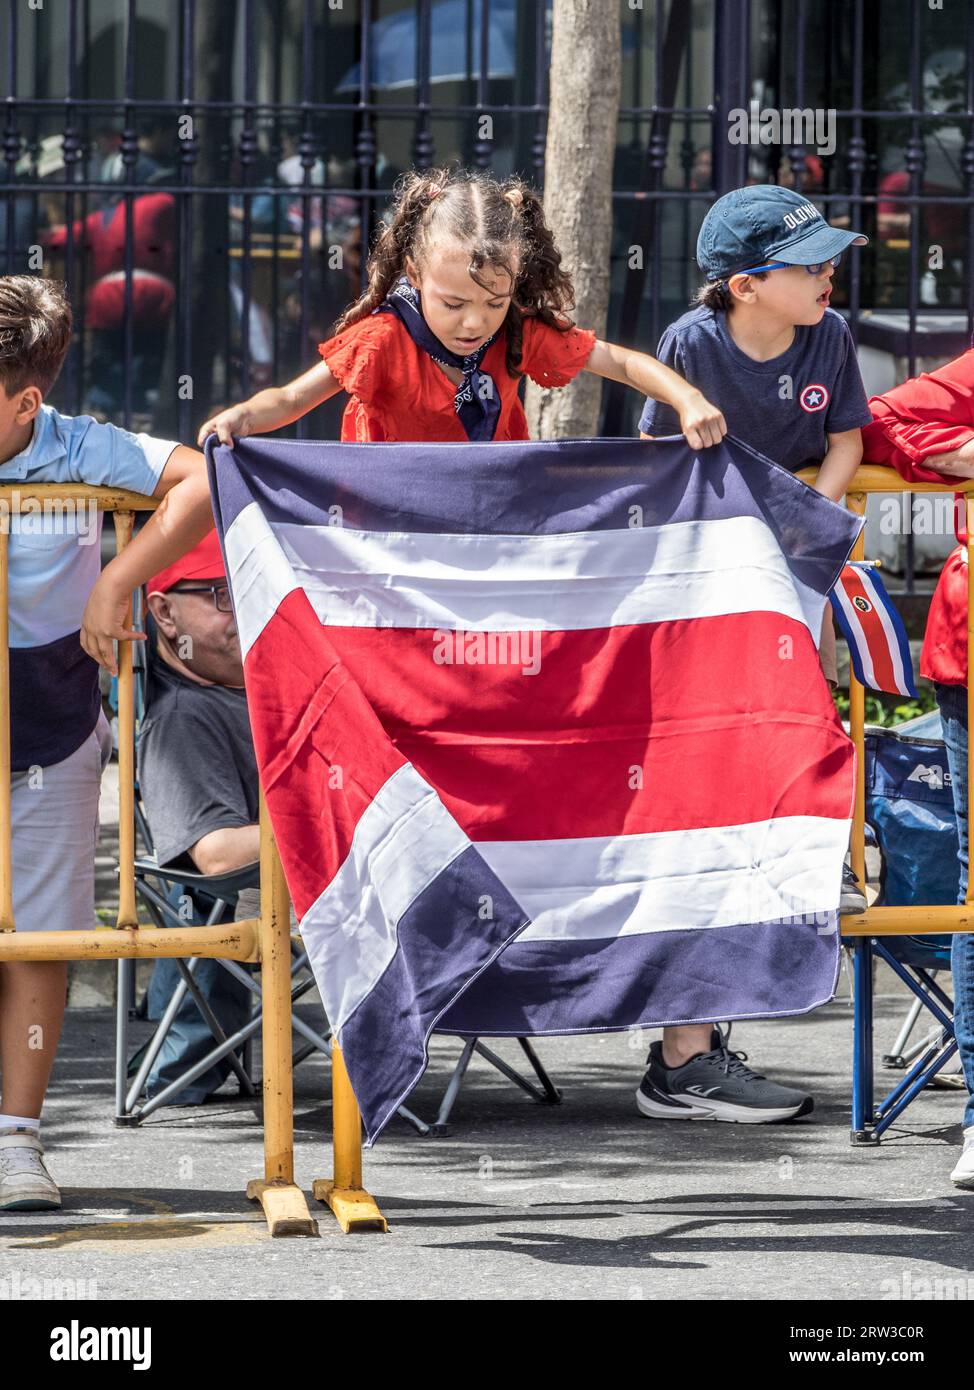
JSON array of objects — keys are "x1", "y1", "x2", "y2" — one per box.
[{"x1": 0, "y1": 275, "x2": 214, "y2": 1211}]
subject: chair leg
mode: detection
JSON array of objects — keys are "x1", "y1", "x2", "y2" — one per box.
[
  {"x1": 473, "y1": 1040, "x2": 557, "y2": 1103},
  {"x1": 122, "y1": 968, "x2": 193, "y2": 1119},
  {"x1": 517, "y1": 1037, "x2": 563, "y2": 1103},
  {"x1": 122, "y1": 956, "x2": 327, "y2": 1121},
  {"x1": 172, "y1": 958, "x2": 257, "y2": 1097},
  {"x1": 873, "y1": 1037, "x2": 959, "y2": 1137},
  {"x1": 115, "y1": 958, "x2": 133, "y2": 1122},
  {"x1": 395, "y1": 1105, "x2": 430, "y2": 1135},
  {"x1": 882, "y1": 992, "x2": 926, "y2": 1068},
  {"x1": 851, "y1": 937, "x2": 879, "y2": 1144},
  {"x1": 431, "y1": 1038, "x2": 477, "y2": 1133},
  {"x1": 414, "y1": 1037, "x2": 563, "y2": 1135},
  {"x1": 135, "y1": 1011, "x2": 266, "y2": 1118}
]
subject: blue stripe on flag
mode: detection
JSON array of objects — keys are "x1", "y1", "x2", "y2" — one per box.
[
  {"x1": 338, "y1": 845, "x2": 529, "y2": 1145},
  {"x1": 206, "y1": 433, "x2": 862, "y2": 601},
  {"x1": 437, "y1": 915, "x2": 841, "y2": 1037}
]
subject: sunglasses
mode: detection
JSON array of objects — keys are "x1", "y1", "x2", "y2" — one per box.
[
  {"x1": 171, "y1": 582, "x2": 233, "y2": 613},
  {"x1": 728, "y1": 252, "x2": 843, "y2": 281}
]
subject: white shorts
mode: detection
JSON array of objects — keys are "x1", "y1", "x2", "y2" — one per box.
[{"x1": 7, "y1": 711, "x2": 113, "y2": 934}]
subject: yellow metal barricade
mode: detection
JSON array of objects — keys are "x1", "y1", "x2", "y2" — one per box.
[
  {"x1": 795, "y1": 466, "x2": 974, "y2": 937},
  {"x1": 0, "y1": 485, "x2": 385, "y2": 1236},
  {"x1": 14, "y1": 469, "x2": 955, "y2": 1227}
]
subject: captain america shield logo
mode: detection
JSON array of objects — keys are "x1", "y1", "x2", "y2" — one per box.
[{"x1": 799, "y1": 383, "x2": 830, "y2": 412}]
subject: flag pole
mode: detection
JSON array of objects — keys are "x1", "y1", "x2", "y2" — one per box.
[
  {"x1": 846, "y1": 491, "x2": 868, "y2": 898},
  {"x1": 246, "y1": 789, "x2": 319, "y2": 1236},
  {"x1": 313, "y1": 1040, "x2": 388, "y2": 1232}
]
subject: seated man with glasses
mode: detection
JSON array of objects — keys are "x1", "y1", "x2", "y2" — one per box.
[{"x1": 135, "y1": 530, "x2": 259, "y2": 1104}]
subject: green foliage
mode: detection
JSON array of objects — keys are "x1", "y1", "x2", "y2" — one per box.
[{"x1": 833, "y1": 685, "x2": 939, "y2": 728}]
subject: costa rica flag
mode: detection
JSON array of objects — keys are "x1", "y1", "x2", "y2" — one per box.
[
  {"x1": 829, "y1": 561, "x2": 918, "y2": 698},
  {"x1": 206, "y1": 432, "x2": 862, "y2": 1143}
]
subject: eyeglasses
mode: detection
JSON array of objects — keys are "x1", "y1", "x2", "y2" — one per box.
[
  {"x1": 171, "y1": 582, "x2": 233, "y2": 613},
  {"x1": 729, "y1": 252, "x2": 843, "y2": 280}
]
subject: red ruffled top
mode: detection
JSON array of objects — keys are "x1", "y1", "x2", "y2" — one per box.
[{"x1": 317, "y1": 311, "x2": 597, "y2": 443}]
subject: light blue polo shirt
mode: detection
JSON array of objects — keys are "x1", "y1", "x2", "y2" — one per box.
[{"x1": 1, "y1": 404, "x2": 178, "y2": 769}]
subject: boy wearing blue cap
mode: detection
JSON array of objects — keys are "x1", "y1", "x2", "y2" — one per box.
[{"x1": 635, "y1": 186, "x2": 873, "y2": 1126}]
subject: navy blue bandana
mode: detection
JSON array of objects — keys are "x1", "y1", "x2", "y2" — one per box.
[{"x1": 372, "y1": 274, "x2": 501, "y2": 441}]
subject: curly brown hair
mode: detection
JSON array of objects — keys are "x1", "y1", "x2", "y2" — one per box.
[
  {"x1": 0, "y1": 275, "x2": 72, "y2": 398},
  {"x1": 330, "y1": 163, "x2": 579, "y2": 380}
]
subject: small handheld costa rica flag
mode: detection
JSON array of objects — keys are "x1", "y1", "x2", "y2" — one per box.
[{"x1": 829, "y1": 561, "x2": 918, "y2": 697}]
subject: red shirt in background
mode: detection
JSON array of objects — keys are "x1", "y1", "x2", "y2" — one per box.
[
  {"x1": 42, "y1": 193, "x2": 176, "y2": 331},
  {"x1": 861, "y1": 349, "x2": 974, "y2": 686},
  {"x1": 317, "y1": 311, "x2": 597, "y2": 443}
]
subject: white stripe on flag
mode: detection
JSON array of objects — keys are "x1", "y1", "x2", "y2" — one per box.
[
  {"x1": 477, "y1": 815, "x2": 851, "y2": 942},
  {"x1": 298, "y1": 763, "x2": 472, "y2": 1035},
  {"x1": 223, "y1": 498, "x2": 300, "y2": 656},
  {"x1": 222, "y1": 504, "x2": 828, "y2": 656},
  {"x1": 833, "y1": 581, "x2": 878, "y2": 689}
]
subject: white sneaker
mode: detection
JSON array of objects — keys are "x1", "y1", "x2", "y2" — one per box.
[
  {"x1": 0, "y1": 1127, "x2": 61, "y2": 1210},
  {"x1": 950, "y1": 1125, "x2": 974, "y2": 1190}
]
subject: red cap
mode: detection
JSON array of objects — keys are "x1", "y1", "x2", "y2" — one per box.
[{"x1": 147, "y1": 528, "x2": 225, "y2": 596}]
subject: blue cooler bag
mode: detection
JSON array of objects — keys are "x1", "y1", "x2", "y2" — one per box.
[{"x1": 864, "y1": 719, "x2": 959, "y2": 967}]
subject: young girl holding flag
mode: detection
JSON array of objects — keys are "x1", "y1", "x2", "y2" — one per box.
[{"x1": 197, "y1": 165, "x2": 726, "y2": 452}]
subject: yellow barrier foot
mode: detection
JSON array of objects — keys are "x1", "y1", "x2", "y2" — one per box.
[
  {"x1": 312, "y1": 1179, "x2": 389, "y2": 1233},
  {"x1": 246, "y1": 1178, "x2": 320, "y2": 1237}
]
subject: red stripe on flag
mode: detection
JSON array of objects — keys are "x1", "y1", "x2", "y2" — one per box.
[
  {"x1": 839, "y1": 567, "x2": 898, "y2": 693},
  {"x1": 243, "y1": 587, "x2": 407, "y2": 916},
  {"x1": 323, "y1": 611, "x2": 853, "y2": 841}
]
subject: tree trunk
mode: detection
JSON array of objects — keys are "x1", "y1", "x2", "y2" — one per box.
[{"x1": 526, "y1": 0, "x2": 621, "y2": 440}]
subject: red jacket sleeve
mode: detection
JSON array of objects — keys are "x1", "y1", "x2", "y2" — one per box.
[
  {"x1": 519, "y1": 314, "x2": 596, "y2": 387},
  {"x1": 862, "y1": 410, "x2": 972, "y2": 485},
  {"x1": 861, "y1": 349, "x2": 974, "y2": 482}
]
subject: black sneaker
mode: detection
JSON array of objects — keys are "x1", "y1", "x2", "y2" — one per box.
[
  {"x1": 635, "y1": 1026, "x2": 813, "y2": 1124},
  {"x1": 840, "y1": 863, "x2": 867, "y2": 915}
]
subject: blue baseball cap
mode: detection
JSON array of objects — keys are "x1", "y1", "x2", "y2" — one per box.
[{"x1": 697, "y1": 185, "x2": 868, "y2": 282}]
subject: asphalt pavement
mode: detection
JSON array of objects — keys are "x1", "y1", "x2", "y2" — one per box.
[{"x1": 1, "y1": 994, "x2": 970, "y2": 1302}]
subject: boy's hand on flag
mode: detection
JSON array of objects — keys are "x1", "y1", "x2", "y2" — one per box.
[
  {"x1": 197, "y1": 404, "x2": 250, "y2": 448},
  {"x1": 80, "y1": 576, "x2": 145, "y2": 677},
  {"x1": 675, "y1": 389, "x2": 727, "y2": 452}
]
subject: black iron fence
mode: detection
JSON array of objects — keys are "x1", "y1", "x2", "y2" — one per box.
[{"x1": 1, "y1": 0, "x2": 973, "y2": 463}]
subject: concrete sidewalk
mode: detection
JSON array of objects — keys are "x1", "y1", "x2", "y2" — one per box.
[{"x1": 1, "y1": 998, "x2": 970, "y2": 1301}]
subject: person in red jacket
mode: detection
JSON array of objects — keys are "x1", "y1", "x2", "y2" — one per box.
[{"x1": 861, "y1": 347, "x2": 974, "y2": 1189}]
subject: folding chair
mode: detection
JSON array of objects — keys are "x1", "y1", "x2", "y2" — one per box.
[
  {"x1": 114, "y1": 785, "x2": 333, "y2": 1124},
  {"x1": 849, "y1": 716, "x2": 960, "y2": 1144},
  {"x1": 113, "y1": 603, "x2": 429, "y2": 1131},
  {"x1": 110, "y1": 592, "x2": 328, "y2": 1123}
]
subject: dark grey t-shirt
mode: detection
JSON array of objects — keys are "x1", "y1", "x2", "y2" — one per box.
[
  {"x1": 137, "y1": 655, "x2": 259, "y2": 869},
  {"x1": 638, "y1": 305, "x2": 872, "y2": 471}
]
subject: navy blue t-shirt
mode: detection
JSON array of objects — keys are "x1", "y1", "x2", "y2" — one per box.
[{"x1": 638, "y1": 305, "x2": 872, "y2": 472}]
